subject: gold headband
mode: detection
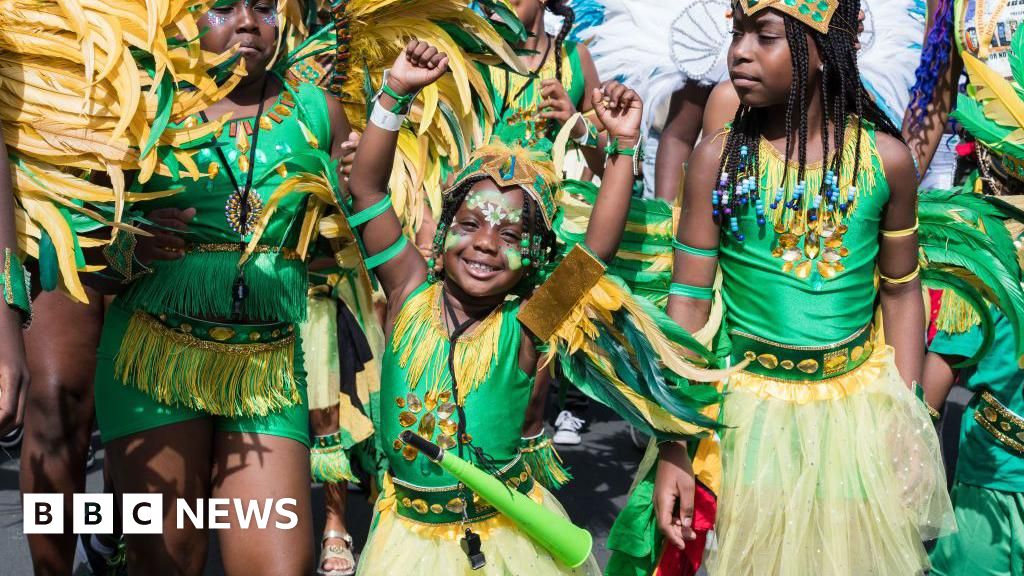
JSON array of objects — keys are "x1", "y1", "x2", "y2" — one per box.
[{"x1": 738, "y1": 0, "x2": 838, "y2": 34}]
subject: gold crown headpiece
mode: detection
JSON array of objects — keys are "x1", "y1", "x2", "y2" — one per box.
[{"x1": 738, "y1": 0, "x2": 838, "y2": 34}]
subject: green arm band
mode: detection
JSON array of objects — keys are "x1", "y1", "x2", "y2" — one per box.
[
  {"x1": 2, "y1": 248, "x2": 32, "y2": 327},
  {"x1": 364, "y1": 235, "x2": 409, "y2": 270},
  {"x1": 672, "y1": 239, "x2": 719, "y2": 258},
  {"x1": 379, "y1": 79, "x2": 415, "y2": 114},
  {"x1": 348, "y1": 195, "x2": 393, "y2": 228},
  {"x1": 669, "y1": 282, "x2": 713, "y2": 301},
  {"x1": 603, "y1": 136, "x2": 637, "y2": 157}
]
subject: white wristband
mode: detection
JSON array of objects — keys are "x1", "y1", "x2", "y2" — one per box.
[{"x1": 369, "y1": 104, "x2": 405, "y2": 132}]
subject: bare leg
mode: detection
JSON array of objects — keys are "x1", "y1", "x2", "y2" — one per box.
[
  {"x1": 105, "y1": 419, "x2": 214, "y2": 576},
  {"x1": 311, "y1": 405, "x2": 353, "y2": 574},
  {"x1": 20, "y1": 289, "x2": 104, "y2": 575},
  {"x1": 213, "y1": 431, "x2": 314, "y2": 576}
]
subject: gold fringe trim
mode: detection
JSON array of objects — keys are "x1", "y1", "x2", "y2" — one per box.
[
  {"x1": 935, "y1": 289, "x2": 983, "y2": 334},
  {"x1": 520, "y1": 437, "x2": 572, "y2": 490},
  {"x1": 311, "y1": 444, "x2": 358, "y2": 484},
  {"x1": 487, "y1": 47, "x2": 574, "y2": 119},
  {"x1": 114, "y1": 312, "x2": 300, "y2": 417},
  {"x1": 755, "y1": 121, "x2": 878, "y2": 232},
  {"x1": 391, "y1": 283, "x2": 503, "y2": 404}
]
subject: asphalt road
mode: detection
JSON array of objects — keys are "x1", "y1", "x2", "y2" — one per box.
[{"x1": 0, "y1": 390, "x2": 970, "y2": 575}]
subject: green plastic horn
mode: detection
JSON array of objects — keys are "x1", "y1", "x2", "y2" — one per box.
[{"x1": 399, "y1": 431, "x2": 593, "y2": 568}]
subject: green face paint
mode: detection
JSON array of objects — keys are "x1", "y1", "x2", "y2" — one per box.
[
  {"x1": 504, "y1": 248, "x2": 522, "y2": 271},
  {"x1": 465, "y1": 189, "x2": 522, "y2": 227},
  {"x1": 443, "y1": 230, "x2": 465, "y2": 253}
]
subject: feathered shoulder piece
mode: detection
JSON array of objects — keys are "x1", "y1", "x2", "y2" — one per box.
[
  {"x1": 282, "y1": 0, "x2": 526, "y2": 233},
  {"x1": 952, "y1": 28, "x2": 1024, "y2": 164},
  {"x1": 520, "y1": 244, "x2": 736, "y2": 441},
  {"x1": 919, "y1": 189, "x2": 1024, "y2": 367},
  {"x1": 0, "y1": 0, "x2": 244, "y2": 302}
]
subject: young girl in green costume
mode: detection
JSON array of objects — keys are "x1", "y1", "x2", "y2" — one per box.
[
  {"x1": 90, "y1": 0, "x2": 356, "y2": 572},
  {"x1": 654, "y1": 0, "x2": 955, "y2": 574},
  {"x1": 346, "y1": 37, "x2": 729, "y2": 574}
]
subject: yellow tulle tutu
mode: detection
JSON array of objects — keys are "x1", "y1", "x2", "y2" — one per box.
[
  {"x1": 357, "y1": 479, "x2": 600, "y2": 576},
  {"x1": 706, "y1": 342, "x2": 955, "y2": 576},
  {"x1": 302, "y1": 296, "x2": 341, "y2": 411}
]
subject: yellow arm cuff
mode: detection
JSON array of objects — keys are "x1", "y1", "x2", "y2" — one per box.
[
  {"x1": 879, "y1": 265, "x2": 921, "y2": 284},
  {"x1": 880, "y1": 219, "x2": 919, "y2": 238}
]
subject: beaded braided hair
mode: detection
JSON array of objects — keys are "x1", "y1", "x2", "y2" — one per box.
[
  {"x1": 713, "y1": 0, "x2": 902, "y2": 240},
  {"x1": 427, "y1": 151, "x2": 559, "y2": 292}
]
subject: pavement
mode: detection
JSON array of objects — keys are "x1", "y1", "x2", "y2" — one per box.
[{"x1": 0, "y1": 389, "x2": 971, "y2": 575}]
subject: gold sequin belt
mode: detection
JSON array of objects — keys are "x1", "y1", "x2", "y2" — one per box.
[
  {"x1": 730, "y1": 324, "x2": 874, "y2": 382},
  {"x1": 391, "y1": 455, "x2": 533, "y2": 525},
  {"x1": 187, "y1": 243, "x2": 302, "y2": 261},
  {"x1": 975, "y1": 391, "x2": 1024, "y2": 457}
]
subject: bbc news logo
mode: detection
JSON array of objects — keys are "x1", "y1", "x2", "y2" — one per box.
[{"x1": 23, "y1": 494, "x2": 299, "y2": 534}]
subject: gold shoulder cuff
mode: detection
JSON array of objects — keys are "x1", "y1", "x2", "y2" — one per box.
[{"x1": 520, "y1": 245, "x2": 606, "y2": 341}]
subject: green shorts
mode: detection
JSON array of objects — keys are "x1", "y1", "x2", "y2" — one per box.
[
  {"x1": 94, "y1": 303, "x2": 310, "y2": 447},
  {"x1": 930, "y1": 481, "x2": 1024, "y2": 576}
]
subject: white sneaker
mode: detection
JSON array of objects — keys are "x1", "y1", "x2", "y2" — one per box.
[{"x1": 552, "y1": 411, "x2": 585, "y2": 445}]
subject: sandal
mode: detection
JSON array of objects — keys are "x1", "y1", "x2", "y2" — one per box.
[{"x1": 318, "y1": 530, "x2": 356, "y2": 576}]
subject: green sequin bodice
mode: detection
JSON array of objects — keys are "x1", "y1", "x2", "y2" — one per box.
[
  {"x1": 720, "y1": 121, "x2": 890, "y2": 346},
  {"x1": 380, "y1": 283, "x2": 533, "y2": 489}
]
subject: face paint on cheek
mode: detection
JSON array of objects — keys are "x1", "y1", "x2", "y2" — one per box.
[
  {"x1": 504, "y1": 248, "x2": 522, "y2": 271},
  {"x1": 443, "y1": 230, "x2": 466, "y2": 253},
  {"x1": 262, "y1": 12, "x2": 278, "y2": 26}
]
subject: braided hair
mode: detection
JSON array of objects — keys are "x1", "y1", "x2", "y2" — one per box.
[
  {"x1": 545, "y1": 0, "x2": 576, "y2": 87},
  {"x1": 715, "y1": 0, "x2": 902, "y2": 236},
  {"x1": 906, "y1": 0, "x2": 955, "y2": 129},
  {"x1": 428, "y1": 178, "x2": 558, "y2": 292}
]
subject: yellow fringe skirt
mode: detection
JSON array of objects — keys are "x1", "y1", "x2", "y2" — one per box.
[
  {"x1": 356, "y1": 479, "x2": 600, "y2": 576},
  {"x1": 706, "y1": 344, "x2": 955, "y2": 576}
]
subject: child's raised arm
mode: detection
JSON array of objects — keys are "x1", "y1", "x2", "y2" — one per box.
[
  {"x1": 347, "y1": 40, "x2": 449, "y2": 310},
  {"x1": 583, "y1": 81, "x2": 643, "y2": 263}
]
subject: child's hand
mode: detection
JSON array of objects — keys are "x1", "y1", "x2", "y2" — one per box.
[
  {"x1": 340, "y1": 131, "x2": 360, "y2": 182},
  {"x1": 592, "y1": 81, "x2": 642, "y2": 144},
  {"x1": 538, "y1": 79, "x2": 582, "y2": 136},
  {"x1": 654, "y1": 441, "x2": 698, "y2": 551},
  {"x1": 388, "y1": 40, "x2": 449, "y2": 96}
]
